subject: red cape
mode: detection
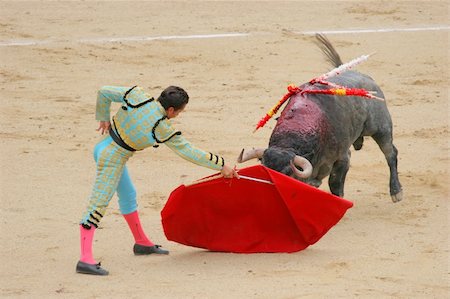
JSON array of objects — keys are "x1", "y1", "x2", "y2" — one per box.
[{"x1": 161, "y1": 165, "x2": 353, "y2": 253}]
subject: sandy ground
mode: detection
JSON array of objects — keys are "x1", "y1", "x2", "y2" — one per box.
[{"x1": 0, "y1": 1, "x2": 448, "y2": 298}]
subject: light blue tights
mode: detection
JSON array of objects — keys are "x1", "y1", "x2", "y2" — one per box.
[{"x1": 93, "y1": 136, "x2": 138, "y2": 215}]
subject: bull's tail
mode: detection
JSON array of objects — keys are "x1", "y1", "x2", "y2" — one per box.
[{"x1": 315, "y1": 34, "x2": 343, "y2": 68}]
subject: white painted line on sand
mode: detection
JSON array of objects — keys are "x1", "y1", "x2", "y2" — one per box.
[
  {"x1": 0, "y1": 33, "x2": 250, "y2": 47},
  {"x1": 0, "y1": 40, "x2": 51, "y2": 46},
  {"x1": 0, "y1": 26, "x2": 448, "y2": 47},
  {"x1": 297, "y1": 26, "x2": 450, "y2": 35},
  {"x1": 78, "y1": 33, "x2": 251, "y2": 44}
]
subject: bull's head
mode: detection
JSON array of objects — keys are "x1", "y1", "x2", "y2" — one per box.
[{"x1": 237, "y1": 147, "x2": 313, "y2": 179}]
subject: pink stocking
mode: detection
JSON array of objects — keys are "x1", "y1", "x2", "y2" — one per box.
[
  {"x1": 79, "y1": 225, "x2": 97, "y2": 264},
  {"x1": 123, "y1": 211, "x2": 154, "y2": 246}
]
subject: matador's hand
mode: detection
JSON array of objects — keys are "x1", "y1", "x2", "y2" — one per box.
[
  {"x1": 221, "y1": 164, "x2": 240, "y2": 179},
  {"x1": 96, "y1": 121, "x2": 111, "y2": 135}
]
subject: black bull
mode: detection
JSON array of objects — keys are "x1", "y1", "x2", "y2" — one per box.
[{"x1": 239, "y1": 35, "x2": 403, "y2": 202}]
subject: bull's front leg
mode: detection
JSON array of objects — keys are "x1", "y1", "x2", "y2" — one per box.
[{"x1": 328, "y1": 150, "x2": 351, "y2": 197}]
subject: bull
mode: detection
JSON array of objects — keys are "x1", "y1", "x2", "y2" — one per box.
[{"x1": 238, "y1": 34, "x2": 402, "y2": 202}]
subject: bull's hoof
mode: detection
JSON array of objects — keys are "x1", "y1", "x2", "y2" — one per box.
[{"x1": 391, "y1": 190, "x2": 403, "y2": 203}]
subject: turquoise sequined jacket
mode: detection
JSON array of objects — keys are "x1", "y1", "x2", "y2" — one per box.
[{"x1": 96, "y1": 86, "x2": 225, "y2": 171}]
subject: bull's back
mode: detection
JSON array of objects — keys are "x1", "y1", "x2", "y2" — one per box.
[{"x1": 314, "y1": 71, "x2": 392, "y2": 139}]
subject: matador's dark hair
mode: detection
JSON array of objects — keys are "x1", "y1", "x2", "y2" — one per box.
[{"x1": 157, "y1": 86, "x2": 189, "y2": 110}]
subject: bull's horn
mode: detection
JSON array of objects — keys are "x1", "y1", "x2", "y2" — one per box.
[
  {"x1": 290, "y1": 156, "x2": 313, "y2": 179},
  {"x1": 237, "y1": 148, "x2": 265, "y2": 163}
]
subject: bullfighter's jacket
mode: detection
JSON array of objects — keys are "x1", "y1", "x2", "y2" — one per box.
[{"x1": 96, "y1": 85, "x2": 225, "y2": 170}]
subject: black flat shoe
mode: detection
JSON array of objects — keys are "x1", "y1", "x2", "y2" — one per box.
[
  {"x1": 76, "y1": 261, "x2": 109, "y2": 276},
  {"x1": 133, "y1": 244, "x2": 169, "y2": 255}
]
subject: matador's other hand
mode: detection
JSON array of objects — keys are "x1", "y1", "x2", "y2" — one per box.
[{"x1": 96, "y1": 121, "x2": 111, "y2": 135}]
